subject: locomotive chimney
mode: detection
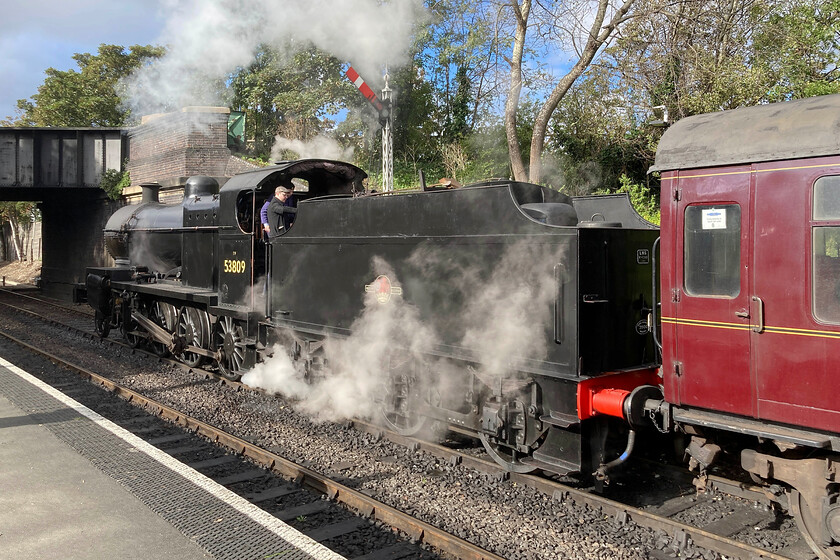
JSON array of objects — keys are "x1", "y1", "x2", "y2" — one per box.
[{"x1": 140, "y1": 182, "x2": 161, "y2": 203}]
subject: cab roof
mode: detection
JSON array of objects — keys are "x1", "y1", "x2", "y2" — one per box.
[{"x1": 220, "y1": 159, "x2": 366, "y2": 196}]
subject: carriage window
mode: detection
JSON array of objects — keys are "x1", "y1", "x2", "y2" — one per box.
[
  {"x1": 684, "y1": 204, "x2": 741, "y2": 297},
  {"x1": 813, "y1": 176, "x2": 840, "y2": 220},
  {"x1": 813, "y1": 229, "x2": 840, "y2": 324}
]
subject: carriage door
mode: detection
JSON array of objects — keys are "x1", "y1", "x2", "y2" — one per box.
[{"x1": 668, "y1": 169, "x2": 755, "y2": 416}]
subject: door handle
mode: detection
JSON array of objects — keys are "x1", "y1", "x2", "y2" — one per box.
[
  {"x1": 735, "y1": 310, "x2": 749, "y2": 318},
  {"x1": 751, "y1": 296, "x2": 764, "y2": 333}
]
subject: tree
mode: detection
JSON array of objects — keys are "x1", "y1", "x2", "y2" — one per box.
[
  {"x1": 15, "y1": 44, "x2": 165, "y2": 126},
  {"x1": 538, "y1": 0, "x2": 840, "y2": 200},
  {"x1": 605, "y1": 0, "x2": 840, "y2": 123},
  {"x1": 753, "y1": 0, "x2": 840, "y2": 101},
  {"x1": 228, "y1": 45, "x2": 362, "y2": 159},
  {"x1": 503, "y1": 0, "x2": 639, "y2": 184},
  {"x1": 0, "y1": 202, "x2": 39, "y2": 261},
  {"x1": 418, "y1": 0, "x2": 507, "y2": 135},
  {"x1": 546, "y1": 72, "x2": 654, "y2": 194}
]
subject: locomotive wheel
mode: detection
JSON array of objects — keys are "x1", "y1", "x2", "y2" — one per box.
[
  {"x1": 176, "y1": 307, "x2": 210, "y2": 368},
  {"x1": 790, "y1": 490, "x2": 840, "y2": 560},
  {"x1": 215, "y1": 316, "x2": 246, "y2": 381},
  {"x1": 94, "y1": 310, "x2": 110, "y2": 339},
  {"x1": 122, "y1": 315, "x2": 144, "y2": 348},
  {"x1": 149, "y1": 302, "x2": 176, "y2": 357},
  {"x1": 380, "y1": 374, "x2": 429, "y2": 436},
  {"x1": 479, "y1": 433, "x2": 537, "y2": 474}
]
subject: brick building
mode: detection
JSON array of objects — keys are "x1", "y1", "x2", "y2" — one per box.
[
  {"x1": 38, "y1": 106, "x2": 260, "y2": 300},
  {"x1": 125, "y1": 106, "x2": 258, "y2": 201}
]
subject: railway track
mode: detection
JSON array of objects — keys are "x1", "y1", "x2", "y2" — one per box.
[
  {"x1": 0, "y1": 288, "x2": 819, "y2": 560},
  {"x1": 0, "y1": 293, "x2": 497, "y2": 560}
]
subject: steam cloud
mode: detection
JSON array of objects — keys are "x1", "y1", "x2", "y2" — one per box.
[
  {"x1": 242, "y1": 257, "x2": 440, "y2": 422},
  {"x1": 243, "y1": 241, "x2": 571, "y2": 423},
  {"x1": 270, "y1": 135, "x2": 354, "y2": 163},
  {"x1": 123, "y1": 0, "x2": 426, "y2": 116}
]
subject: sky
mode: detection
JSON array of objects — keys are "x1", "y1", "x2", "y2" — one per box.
[
  {"x1": 0, "y1": 0, "x2": 166, "y2": 122},
  {"x1": 0, "y1": 0, "x2": 425, "y2": 124}
]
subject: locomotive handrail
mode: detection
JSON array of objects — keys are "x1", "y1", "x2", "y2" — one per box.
[
  {"x1": 554, "y1": 264, "x2": 564, "y2": 344},
  {"x1": 651, "y1": 237, "x2": 662, "y2": 351}
]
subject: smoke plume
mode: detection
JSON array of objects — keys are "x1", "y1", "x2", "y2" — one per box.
[
  {"x1": 122, "y1": 0, "x2": 425, "y2": 116},
  {"x1": 242, "y1": 256, "x2": 439, "y2": 422}
]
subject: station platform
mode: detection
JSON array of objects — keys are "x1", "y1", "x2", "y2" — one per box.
[{"x1": 0, "y1": 356, "x2": 346, "y2": 560}]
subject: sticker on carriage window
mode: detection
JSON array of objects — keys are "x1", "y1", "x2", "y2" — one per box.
[
  {"x1": 223, "y1": 259, "x2": 247, "y2": 273},
  {"x1": 701, "y1": 208, "x2": 727, "y2": 230}
]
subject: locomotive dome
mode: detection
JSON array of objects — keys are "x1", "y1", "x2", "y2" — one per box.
[{"x1": 651, "y1": 93, "x2": 840, "y2": 172}]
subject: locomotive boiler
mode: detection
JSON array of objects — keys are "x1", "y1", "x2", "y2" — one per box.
[{"x1": 85, "y1": 94, "x2": 840, "y2": 560}]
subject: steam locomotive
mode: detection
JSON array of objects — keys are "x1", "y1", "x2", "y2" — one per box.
[{"x1": 86, "y1": 95, "x2": 840, "y2": 559}]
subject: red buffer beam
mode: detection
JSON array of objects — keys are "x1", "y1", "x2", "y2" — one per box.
[{"x1": 346, "y1": 66, "x2": 385, "y2": 115}]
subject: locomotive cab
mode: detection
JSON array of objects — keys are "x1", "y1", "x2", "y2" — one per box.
[{"x1": 217, "y1": 160, "x2": 367, "y2": 310}]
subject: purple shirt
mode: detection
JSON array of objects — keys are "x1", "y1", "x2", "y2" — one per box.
[{"x1": 260, "y1": 199, "x2": 270, "y2": 225}]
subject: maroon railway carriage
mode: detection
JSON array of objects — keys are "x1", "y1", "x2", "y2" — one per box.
[{"x1": 647, "y1": 95, "x2": 840, "y2": 558}]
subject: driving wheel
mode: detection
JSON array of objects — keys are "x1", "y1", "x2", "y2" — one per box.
[
  {"x1": 214, "y1": 316, "x2": 246, "y2": 381},
  {"x1": 176, "y1": 306, "x2": 210, "y2": 367}
]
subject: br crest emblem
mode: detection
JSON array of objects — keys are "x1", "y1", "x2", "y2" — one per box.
[{"x1": 364, "y1": 275, "x2": 403, "y2": 303}]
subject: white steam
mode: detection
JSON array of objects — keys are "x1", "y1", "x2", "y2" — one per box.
[
  {"x1": 123, "y1": 0, "x2": 425, "y2": 116},
  {"x1": 243, "y1": 240, "x2": 571, "y2": 423},
  {"x1": 242, "y1": 256, "x2": 439, "y2": 422},
  {"x1": 270, "y1": 135, "x2": 354, "y2": 163}
]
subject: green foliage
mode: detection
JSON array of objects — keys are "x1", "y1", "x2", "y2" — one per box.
[
  {"x1": 546, "y1": 74, "x2": 657, "y2": 194},
  {"x1": 465, "y1": 130, "x2": 512, "y2": 181},
  {"x1": 607, "y1": 0, "x2": 840, "y2": 124},
  {"x1": 753, "y1": 0, "x2": 840, "y2": 101},
  {"x1": 616, "y1": 174, "x2": 660, "y2": 225},
  {"x1": 15, "y1": 44, "x2": 165, "y2": 126},
  {"x1": 99, "y1": 168, "x2": 131, "y2": 200},
  {"x1": 234, "y1": 154, "x2": 271, "y2": 167},
  {"x1": 228, "y1": 45, "x2": 360, "y2": 158},
  {"x1": 0, "y1": 201, "x2": 40, "y2": 260},
  {"x1": 0, "y1": 202, "x2": 39, "y2": 224}
]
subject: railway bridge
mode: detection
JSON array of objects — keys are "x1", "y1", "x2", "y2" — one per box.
[
  {"x1": 0, "y1": 127, "x2": 127, "y2": 299},
  {"x1": 0, "y1": 107, "x2": 254, "y2": 300}
]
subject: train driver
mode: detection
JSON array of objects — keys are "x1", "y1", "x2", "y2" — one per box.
[{"x1": 267, "y1": 184, "x2": 297, "y2": 237}]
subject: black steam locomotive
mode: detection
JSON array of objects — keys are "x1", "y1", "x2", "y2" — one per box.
[{"x1": 86, "y1": 158, "x2": 659, "y2": 477}]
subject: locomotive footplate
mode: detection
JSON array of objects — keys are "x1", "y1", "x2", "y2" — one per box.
[{"x1": 110, "y1": 280, "x2": 218, "y2": 307}]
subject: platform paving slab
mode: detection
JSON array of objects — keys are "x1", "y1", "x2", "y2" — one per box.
[{"x1": 0, "y1": 356, "x2": 347, "y2": 560}]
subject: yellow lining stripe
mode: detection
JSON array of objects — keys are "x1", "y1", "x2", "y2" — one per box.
[
  {"x1": 662, "y1": 316, "x2": 840, "y2": 339},
  {"x1": 661, "y1": 317, "x2": 751, "y2": 331},
  {"x1": 659, "y1": 162, "x2": 840, "y2": 181}
]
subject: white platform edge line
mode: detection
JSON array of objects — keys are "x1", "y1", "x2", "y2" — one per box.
[{"x1": 0, "y1": 356, "x2": 345, "y2": 560}]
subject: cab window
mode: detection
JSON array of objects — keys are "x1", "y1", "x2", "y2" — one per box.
[
  {"x1": 236, "y1": 191, "x2": 254, "y2": 234},
  {"x1": 684, "y1": 204, "x2": 741, "y2": 297}
]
